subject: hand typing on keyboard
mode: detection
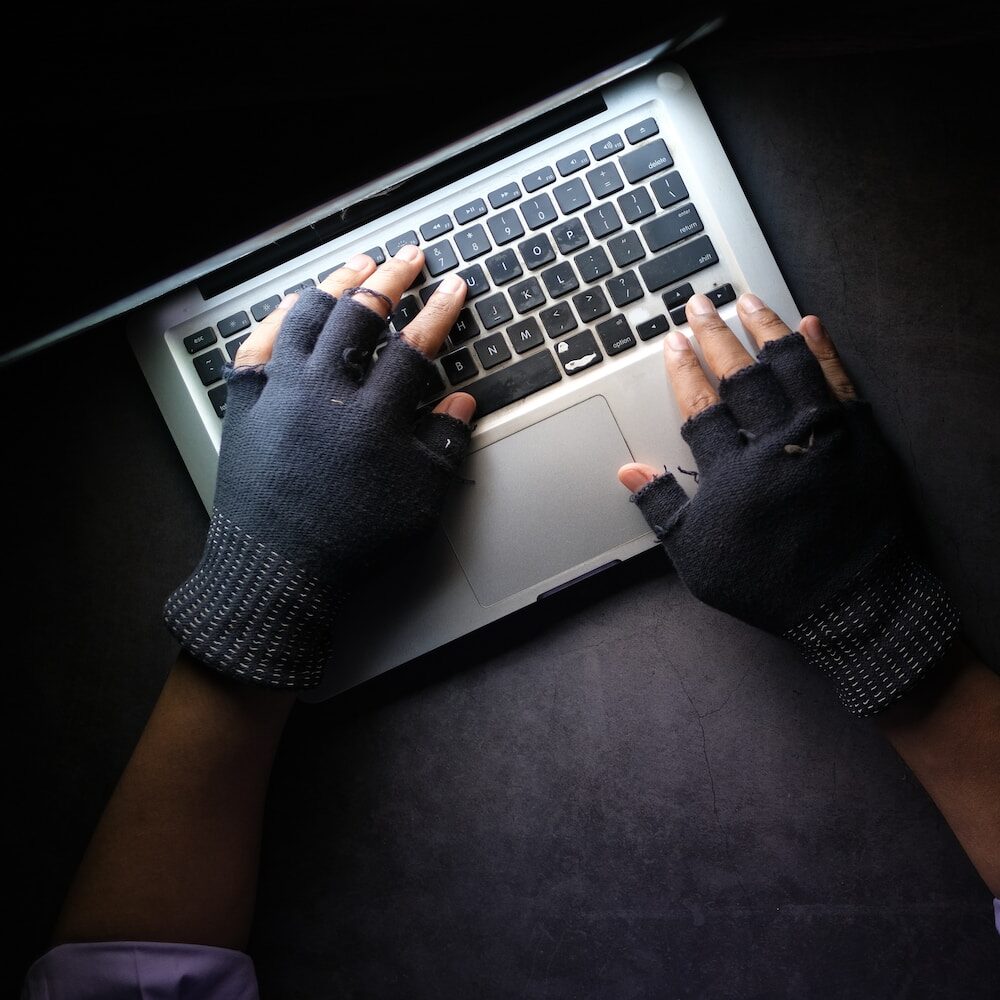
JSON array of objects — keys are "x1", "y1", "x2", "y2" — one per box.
[
  {"x1": 164, "y1": 247, "x2": 476, "y2": 689},
  {"x1": 618, "y1": 291, "x2": 960, "y2": 717}
]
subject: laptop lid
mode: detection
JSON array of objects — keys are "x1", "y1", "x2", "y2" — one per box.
[{"x1": 8, "y1": 3, "x2": 723, "y2": 364}]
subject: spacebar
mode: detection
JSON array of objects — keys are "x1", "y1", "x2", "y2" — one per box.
[{"x1": 464, "y1": 350, "x2": 561, "y2": 418}]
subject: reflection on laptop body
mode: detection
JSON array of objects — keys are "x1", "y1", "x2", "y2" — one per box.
[{"x1": 123, "y1": 36, "x2": 800, "y2": 699}]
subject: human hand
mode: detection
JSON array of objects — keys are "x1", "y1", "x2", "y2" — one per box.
[
  {"x1": 618, "y1": 293, "x2": 959, "y2": 716},
  {"x1": 165, "y1": 248, "x2": 475, "y2": 689}
]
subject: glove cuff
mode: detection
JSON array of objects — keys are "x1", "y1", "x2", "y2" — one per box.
[
  {"x1": 784, "y1": 539, "x2": 960, "y2": 717},
  {"x1": 164, "y1": 512, "x2": 340, "y2": 689}
]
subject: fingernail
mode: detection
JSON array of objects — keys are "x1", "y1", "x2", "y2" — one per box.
[
  {"x1": 441, "y1": 392, "x2": 476, "y2": 423},
  {"x1": 396, "y1": 243, "x2": 420, "y2": 262},
  {"x1": 347, "y1": 253, "x2": 371, "y2": 271},
  {"x1": 739, "y1": 292, "x2": 764, "y2": 312},
  {"x1": 800, "y1": 316, "x2": 826, "y2": 343},
  {"x1": 280, "y1": 292, "x2": 299, "y2": 309},
  {"x1": 687, "y1": 293, "x2": 715, "y2": 316},
  {"x1": 620, "y1": 467, "x2": 655, "y2": 492},
  {"x1": 666, "y1": 330, "x2": 691, "y2": 352},
  {"x1": 437, "y1": 273, "x2": 466, "y2": 295}
]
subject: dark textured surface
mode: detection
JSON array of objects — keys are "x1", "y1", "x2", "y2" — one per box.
[{"x1": 6, "y1": 14, "x2": 1000, "y2": 1000}]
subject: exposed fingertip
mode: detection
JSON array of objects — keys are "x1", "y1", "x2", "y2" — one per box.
[
  {"x1": 396, "y1": 243, "x2": 421, "y2": 263},
  {"x1": 280, "y1": 292, "x2": 299, "y2": 310},
  {"x1": 799, "y1": 315, "x2": 826, "y2": 343},
  {"x1": 738, "y1": 292, "x2": 765, "y2": 313},
  {"x1": 433, "y1": 391, "x2": 476, "y2": 424},
  {"x1": 665, "y1": 330, "x2": 691, "y2": 353},
  {"x1": 347, "y1": 253, "x2": 373, "y2": 271},
  {"x1": 436, "y1": 273, "x2": 467, "y2": 296},
  {"x1": 618, "y1": 463, "x2": 658, "y2": 493},
  {"x1": 686, "y1": 293, "x2": 716, "y2": 317}
]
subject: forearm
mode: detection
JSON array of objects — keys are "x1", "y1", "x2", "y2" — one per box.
[
  {"x1": 876, "y1": 639, "x2": 1000, "y2": 896},
  {"x1": 53, "y1": 654, "x2": 294, "y2": 950}
]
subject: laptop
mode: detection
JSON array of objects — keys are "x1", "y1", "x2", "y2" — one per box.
[{"x1": 11, "y1": 11, "x2": 800, "y2": 700}]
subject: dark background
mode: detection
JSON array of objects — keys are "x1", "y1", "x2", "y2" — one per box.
[{"x1": 6, "y1": 2, "x2": 1000, "y2": 998}]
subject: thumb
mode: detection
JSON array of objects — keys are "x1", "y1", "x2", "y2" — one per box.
[{"x1": 618, "y1": 462, "x2": 661, "y2": 493}]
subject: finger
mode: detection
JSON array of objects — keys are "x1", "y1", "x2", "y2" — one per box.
[
  {"x1": 432, "y1": 391, "x2": 476, "y2": 424},
  {"x1": 617, "y1": 462, "x2": 660, "y2": 493},
  {"x1": 402, "y1": 273, "x2": 468, "y2": 357},
  {"x1": 685, "y1": 293, "x2": 754, "y2": 379},
  {"x1": 799, "y1": 315, "x2": 858, "y2": 401},
  {"x1": 663, "y1": 329, "x2": 720, "y2": 421},
  {"x1": 233, "y1": 293, "x2": 299, "y2": 367},
  {"x1": 318, "y1": 253, "x2": 378, "y2": 299},
  {"x1": 349, "y1": 243, "x2": 424, "y2": 318},
  {"x1": 736, "y1": 292, "x2": 794, "y2": 349}
]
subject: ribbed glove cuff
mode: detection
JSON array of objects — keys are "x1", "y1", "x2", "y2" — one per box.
[
  {"x1": 784, "y1": 539, "x2": 960, "y2": 717},
  {"x1": 164, "y1": 512, "x2": 340, "y2": 689}
]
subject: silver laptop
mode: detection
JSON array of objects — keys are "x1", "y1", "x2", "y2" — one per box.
[{"x1": 116, "y1": 36, "x2": 799, "y2": 699}]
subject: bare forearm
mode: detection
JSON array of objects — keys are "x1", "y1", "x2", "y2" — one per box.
[
  {"x1": 53, "y1": 654, "x2": 294, "y2": 949},
  {"x1": 877, "y1": 639, "x2": 1000, "y2": 896}
]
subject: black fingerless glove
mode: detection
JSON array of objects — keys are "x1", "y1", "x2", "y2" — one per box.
[
  {"x1": 164, "y1": 288, "x2": 470, "y2": 689},
  {"x1": 633, "y1": 333, "x2": 959, "y2": 717}
]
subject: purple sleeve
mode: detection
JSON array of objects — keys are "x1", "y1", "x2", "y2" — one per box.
[{"x1": 21, "y1": 941, "x2": 259, "y2": 1000}]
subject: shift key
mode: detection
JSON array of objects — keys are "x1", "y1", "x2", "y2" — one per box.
[{"x1": 638, "y1": 236, "x2": 720, "y2": 292}]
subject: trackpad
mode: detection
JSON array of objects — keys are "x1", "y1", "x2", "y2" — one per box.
[{"x1": 442, "y1": 395, "x2": 649, "y2": 607}]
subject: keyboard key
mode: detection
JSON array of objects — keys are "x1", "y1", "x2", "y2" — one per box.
[
  {"x1": 194, "y1": 348, "x2": 226, "y2": 386},
  {"x1": 391, "y1": 295, "x2": 421, "y2": 330},
  {"x1": 606, "y1": 269, "x2": 643, "y2": 308},
  {"x1": 590, "y1": 133, "x2": 624, "y2": 160},
  {"x1": 208, "y1": 383, "x2": 228, "y2": 418},
  {"x1": 450, "y1": 308, "x2": 479, "y2": 344},
  {"x1": 517, "y1": 233, "x2": 555, "y2": 270},
  {"x1": 184, "y1": 327, "x2": 216, "y2": 354},
  {"x1": 572, "y1": 286, "x2": 611, "y2": 323},
  {"x1": 641, "y1": 204, "x2": 704, "y2": 253},
  {"x1": 218, "y1": 311, "x2": 250, "y2": 338},
  {"x1": 507, "y1": 317, "x2": 544, "y2": 354},
  {"x1": 250, "y1": 295, "x2": 281, "y2": 322},
  {"x1": 668, "y1": 304, "x2": 690, "y2": 326},
  {"x1": 625, "y1": 118, "x2": 659, "y2": 144},
  {"x1": 650, "y1": 171, "x2": 689, "y2": 209},
  {"x1": 553, "y1": 178, "x2": 591, "y2": 214},
  {"x1": 455, "y1": 197, "x2": 488, "y2": 224},
  {"x1": 541, "y1": 261, "x2": 579, "y2": 298},
  {"x1": 585, "y1": 162, "x2": 624, "y2": 199},
  {"x1": 573, "y1": 246, "x2": 612, "y2": 282},
  {"x1": 286, "y1": 278, "x2": 317, "y2": 294},
  {"x1": 420, "y1": 215, "x2": 453, "y2": 240},
  {"x1": 636, "y1": 314, "x2": 670, "y2": 341},
  {"x1": 662, "y1": 283, "x2": 695, "y2": 310},
  {"x1": 596, "y1": 315, "x2": 637, "y2": 356},
  {"x1": 365, "y1": 247, "x2": 387, "y2": 264},
  {"x1": 419, "y1": 281, "x2": 442, "y2": 304},
  {"x1": 556, "y1": 150, "x2": 590, "y2": 176},
  {"x1": 458, "y1": 264, "x2": 490, "y2": 299},
  {"x1": 608, "y1": 230, "x2": 646, "y2": 267},
  {"x1": 441, "y1": 347, "x2": 478, "y2": 385},
  {"x1": 510, "y1": 276, "x2": 546, "y2": 314},
  {"x1": 475, "y1": 292, "x2": 513, "y2": 330},
  {"x1": 226, "y1": 334, "x2": 249, "y2": 361},
  {"x1": 551, "y1": 217, "x2": 589, "y2": 254},
  {"x1": 584, "y1": 203, "x2": 622, "y2": 239},
  {"x1": 465, "y1": 349, "x2": 561, "y2": 417},
  {"x1": 620, "y1": 139, "x2": 673, "y2": 183},
  {"x1": 425, "y1": 240, "x2": 459, "y2": 276},
  {"x1": 475, "y1": 332, "x2": 512, "y2": 369},
  {"x1": 421, "y1": 364, "x2": 446, "y2": 403},
  {"x1": 706, "y1": 283, "x2": 736, "y2": 308},
  {"x1": 386, "y1": 231, "x2": 419, "y2": 256},
  {"x1": 521, "y1": 193, "x2": 558, "y2": 231},
  {"x1": 455, "y1": 224, "x2": 492, "y2": 261},
  {"x1": 639, "y1": 236, "x2": 720, "y2": 292},
  {"x1": 487, "y1": 210, "x2": 525, "y2": 246},
  {"x1": 540, "y1": 302, "x2": 578, "y2": 338},
  {"x1": 554, "y1": 329, "x2": 602, "y2": 375},
  {"x1": 617, "y1": 186, "x2": 656, "y2": 224},
  {"x1": 488, "y1": 182, "x2": 521, "y2": 209},
  {"x1": 522, "y1": 165, "x2": 555, "y2": 192},
  {"x1": 317, "y1": 265, "x2": 343, "y2": 283},
  {"x1": 485, "y1": 249, "x2": 523, "y2": 286}
]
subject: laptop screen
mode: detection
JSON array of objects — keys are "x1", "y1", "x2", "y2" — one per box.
[{"x1": 9, "y1": 3, "x2": 720, "y2": 361}]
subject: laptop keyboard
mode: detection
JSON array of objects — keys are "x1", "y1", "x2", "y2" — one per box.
[{"x1": 186, "y1": 115, "x2": 735, "y2": 421}]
